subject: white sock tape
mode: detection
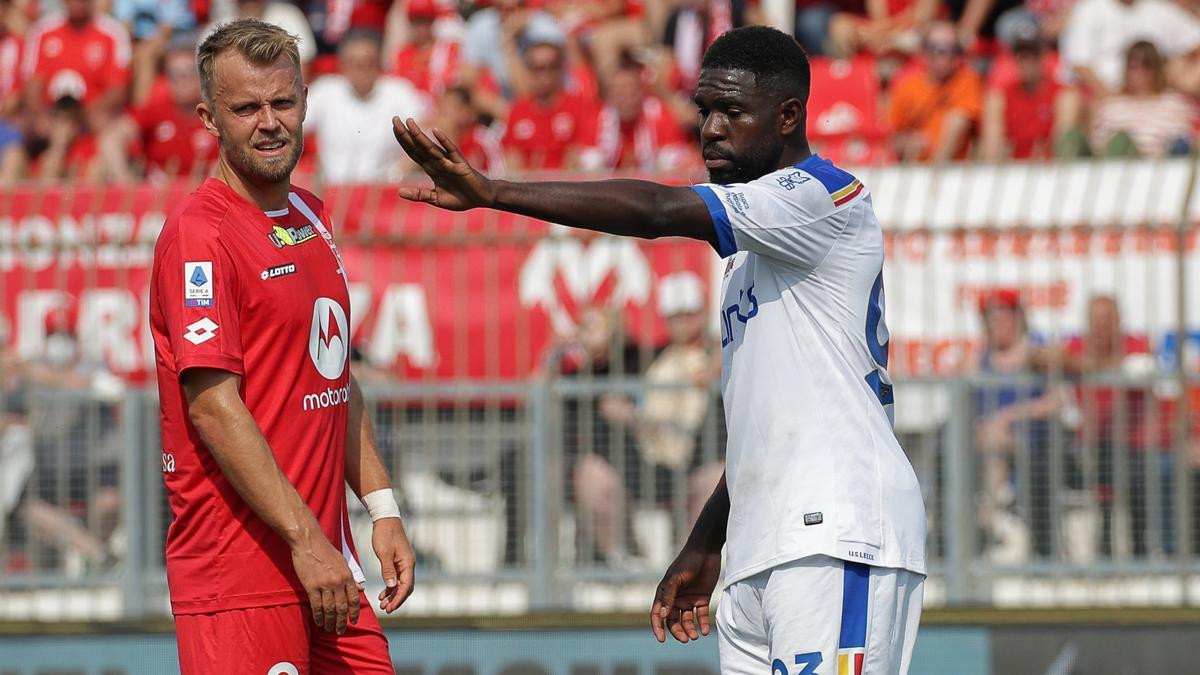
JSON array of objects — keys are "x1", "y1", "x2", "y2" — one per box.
[{"x1": 362, "y1": 488, "x2": 402, "y2": 522}]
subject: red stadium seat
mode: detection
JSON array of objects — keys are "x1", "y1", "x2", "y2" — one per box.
[{"x1": 807, "y1": 55, "x2": 885, "y2": 143}]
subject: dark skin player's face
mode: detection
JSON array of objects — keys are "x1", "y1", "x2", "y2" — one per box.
[{"x1": 694, "y1": 68, "x2": 801, "y2": 184}]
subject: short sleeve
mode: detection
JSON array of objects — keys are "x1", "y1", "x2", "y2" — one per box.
[
  {"x1": 155, "y1": 218, "x2": 245, "y2": 377},
  {"x1": 689, "y1": 159, "x2": 863, "y2": 269}
]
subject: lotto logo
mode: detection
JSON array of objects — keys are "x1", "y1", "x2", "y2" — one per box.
[{"x1": 183, "y1": 318, "x2": 219, "y2": 345}]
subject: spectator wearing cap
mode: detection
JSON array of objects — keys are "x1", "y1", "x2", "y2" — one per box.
[
  {"x1": 971, "y1": 288, "x2": 1064, "y2": 561},
  {"x1": 501, "y1": 40, "x2": 599, "y2": 171},
  {"x1": 578, "y1": 59, "x2": 690, "y2": 173},
  {"x1": 391, "y1": 0, "x2": 461, "y2": 98},
  {"x1": 97, "y1": 37, "x2": 216, "y2": 182},
  {"x1": 887, "y1": 21, "x2": 983, "y2": 162},
  {"x1": 21, "y1": 0, "x2": 132, "y2": 131},
  {"x1": 307, "y1": 29, "x2": 429, "y2": 182},
  {"x1": 980, "y1": 21, "x2": 1069, "y2": 160},
  {"x1": 461, "y1": 0, "x2": 563, "y2": 106}
]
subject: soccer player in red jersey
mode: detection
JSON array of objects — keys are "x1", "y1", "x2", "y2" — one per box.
[{"x1": 148, "y1": 19, "x2": 413, "y2": 674}]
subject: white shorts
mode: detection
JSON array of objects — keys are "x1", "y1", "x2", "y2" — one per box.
[{"x1": 716, "y1": 555, "x2": 924, "y2": 675}]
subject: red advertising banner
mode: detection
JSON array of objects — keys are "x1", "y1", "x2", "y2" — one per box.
[{"x1": 0, "y1": 181, "x2": 718, "y2": 382}]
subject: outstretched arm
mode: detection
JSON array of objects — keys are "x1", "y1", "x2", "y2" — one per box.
[{"x1": 392, "y1": 117, "x2": 717, "y2": 245}]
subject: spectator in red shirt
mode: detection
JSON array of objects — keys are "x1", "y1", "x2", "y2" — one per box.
[
  {"x1": 502, "y1": 40, "x2": 598, "y2": 171},
  {"x1": 98, "y1": 38, "x2": 216, "y2": 182},
  {"x1": 980, "y1": 23, "x2": 1066, "y2": 160},
  {"x1": 391, "y1": 0, "x2": 460, "y2": 97},
  {"x1": 33, "y1": 95, "x2": 99, "y2": 181},
  {"x1": 579, "y1": 59, "x2": 691, "y2": 172},
  {"x1": 1038, "y1": 294, "x2": 1173, "y2": 558},
  {"x1": 435, "y1": 85, "x2": 505, "y2": 176},
  {"x1": 21, "y1": 0, "x2": 131, "y2": 123}
]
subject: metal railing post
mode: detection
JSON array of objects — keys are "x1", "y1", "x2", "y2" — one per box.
[
  {"x1": 119, "y1": 389, "x2": 147, "y2": 618},
  {"x1": 528, "y1": 377, "x2": 556, "y2": 609},
  {"x1": 942, "y1": 378, "x2": 975, "y2": 605}
]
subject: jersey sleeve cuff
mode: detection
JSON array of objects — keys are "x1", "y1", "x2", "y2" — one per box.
[
  {"x1": 176, "y1": 354, "x2": 246, "y2": 378},
  {"x1": 690, "y1": 185, "x2": 737, "y2": 258}
]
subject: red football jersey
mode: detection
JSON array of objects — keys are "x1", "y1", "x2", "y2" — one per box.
[
  {"x1": 22, "y1": 13, "x2": 131, "y2": 105},
  {"x1": 150, "y1": 179, "x2": 363, "y2": 615},
  {"x1": 586, "y1": 96, "x2": 689, "y2": 170},
  {"x1": 130, "y1": 99, "x2": 217, "y2": 179},
  {"x1": 392, "y1": 40, "x2": 460, "y2": 97},
  {"x1": 502, "y1": 92, "x2": 598, "y2": 170}
]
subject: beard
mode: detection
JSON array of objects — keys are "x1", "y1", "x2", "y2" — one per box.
[
  {"x1": 221, "y1": 129, "x2": 304, "y2": 185},
  {"x1": 706, "y1": 136, "x2": 785, "y2": 185}
]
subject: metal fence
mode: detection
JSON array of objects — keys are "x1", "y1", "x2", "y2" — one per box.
[{"x1": 0, "y1": 158, "x2": 1198, "y2": 620}]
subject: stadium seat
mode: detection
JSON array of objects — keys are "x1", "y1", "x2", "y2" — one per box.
[{"x1": 807, "y1": 55, "x2": 886, "y2": 143}]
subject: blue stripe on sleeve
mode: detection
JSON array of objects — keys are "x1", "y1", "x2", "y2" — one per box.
[
  {"x1": 796, "y1": 154, "x2": 857, "y2": 195},
  {"x1": 689, "y1": 185, "x2": 737, "y2": 258},
  {"x1": 839, "y1": 561, "x2": 870, "y2": 650}
]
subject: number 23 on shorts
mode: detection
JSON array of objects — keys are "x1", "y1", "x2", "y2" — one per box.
[{"x1": 772, "y1": 652, "x2": 822, "y2": 675}]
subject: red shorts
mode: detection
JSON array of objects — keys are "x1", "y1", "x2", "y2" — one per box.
[{"x1": 174, "y1": 595, "x2": 393, "y2": 675}]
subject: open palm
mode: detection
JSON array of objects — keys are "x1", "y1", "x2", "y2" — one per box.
[{"x1": 391, "y1": 116, "x2": 495, "y2": 211}]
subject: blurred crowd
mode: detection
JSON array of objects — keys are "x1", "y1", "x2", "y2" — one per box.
[
  {"x1": 0, "y1": 0, "x2": 1198, "y2": 187},
  {"x1": 968, "y1": 290, "x2": 1200, "y2": 563}
]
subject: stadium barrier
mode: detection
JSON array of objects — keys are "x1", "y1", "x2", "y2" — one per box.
[{"x1": 0, "y1": 158, "x2": 1197, "y2": 620}]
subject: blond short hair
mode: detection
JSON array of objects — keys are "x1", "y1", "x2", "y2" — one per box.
[{"x1": 197, "y1": 19, "x2": 301, "y2": 105}]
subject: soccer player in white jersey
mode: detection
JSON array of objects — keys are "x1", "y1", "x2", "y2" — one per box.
[{"x1": 392, "y1": 25, "x2": 927, "y2": 675}]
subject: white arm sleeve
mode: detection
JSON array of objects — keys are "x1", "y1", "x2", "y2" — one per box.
[{"x1": 690, "y1": 156, "x2": 867, "y2": 270}]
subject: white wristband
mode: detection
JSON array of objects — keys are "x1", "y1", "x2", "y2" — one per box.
[{"x1": 362, "y1": 488, "x2": 402, "y2": 522}]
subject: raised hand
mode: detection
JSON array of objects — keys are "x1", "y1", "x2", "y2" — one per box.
[
  {"x1": 392, "y1": 117, "x2": 496, "y2": 211},
  {"x1": 650, "y1": 544, "x2": 723, "y2": 644}
]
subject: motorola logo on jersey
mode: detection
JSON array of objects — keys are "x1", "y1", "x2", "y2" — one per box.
[{"x1": 308, "y1": 297, "x2": 348, "y2": 380}]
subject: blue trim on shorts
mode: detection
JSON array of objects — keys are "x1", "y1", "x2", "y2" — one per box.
[
  {"x1": 839, "y1": 561, "x2": 870, "y2": 650},
  {"x1": 689, "y1": 185, "x2": 737, "y2": 258}
]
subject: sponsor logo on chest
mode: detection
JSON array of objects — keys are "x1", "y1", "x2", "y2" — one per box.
[
  {"x1": 261, "y1": 263, "x2": 297, "y2": 280},
  {"x1": 268, "y1": 224, "x2": 318, "y2": 249}
]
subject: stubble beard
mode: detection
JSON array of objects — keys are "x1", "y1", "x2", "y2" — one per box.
[{"x1": 221, "y1": 129, "x2": 304, "y2": 185}]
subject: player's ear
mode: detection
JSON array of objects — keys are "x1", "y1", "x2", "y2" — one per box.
[
  {"x1": 779, "y1": 97, "x2": 803, "y2": 137},
  {"x1": 301, "y1": 84, "x2": 308, "y2": 122},
  {"x1": 197, "y1": 101, "x2": 219, "y2": 138}
]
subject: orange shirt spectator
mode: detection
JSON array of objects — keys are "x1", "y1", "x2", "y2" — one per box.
[
  {"x1": 22, "y1": 2, "x2": 130, "y2": 111},
  {"x1": 887, "y1": 21, "x2": 982, "y2": 161}
]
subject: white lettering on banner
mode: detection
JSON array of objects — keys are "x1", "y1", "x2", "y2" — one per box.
[
  {"x1": 367, "y1": 284, "x2": 434, "y2": 368},
  {"x1": 15, "y1": 290, "x2": 71, "y2": 360},
  {"x1": 0, "y1": 213, "x2": 164, "y2": 271},
  {"x1": 519, "y1": 229, "x2": 651, "y2": 335},
  {"x1": 79, "y1": 290, "x2": 142, "y2": 372}
]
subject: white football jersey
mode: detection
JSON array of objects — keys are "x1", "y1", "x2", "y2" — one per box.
[{"x1": 691, "y1": 154, "x2": 927, "y2": 584}]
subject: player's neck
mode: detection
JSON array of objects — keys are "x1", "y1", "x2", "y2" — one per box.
[
  {"x1": 215, "y1": 159, "x2": 291, "y2": 212},
  {"x1": 779, "y1": 142, "x2": 814, "y2": 170}
]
